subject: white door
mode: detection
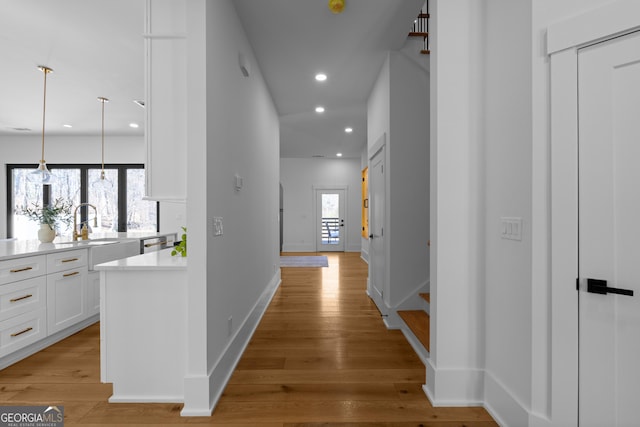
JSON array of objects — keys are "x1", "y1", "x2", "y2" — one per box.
[
  {"x1": 368, "y1": 146, "x2": 386, "y2": 312},
  {"x1": 316, "y1": 189, "x2": 345, "y2": 252},
  {"x1": 578, "y1": 30, "x2": 640, "y2": 427}
]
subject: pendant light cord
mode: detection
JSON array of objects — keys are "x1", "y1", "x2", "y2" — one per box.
[
  {"x1": 98, "y1": 97, "x2": 109, "y2": 179},
  {"x1": 39, "y1": 66, "x2": 52, "y2": 164}
]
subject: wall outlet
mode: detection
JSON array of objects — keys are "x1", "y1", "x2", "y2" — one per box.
[
  {"x1": 214, "y1": 217, "x2": 223, "y2": 236},
  {"x1": 227, "y1": 316, "x2": 233, "y2": 337}
]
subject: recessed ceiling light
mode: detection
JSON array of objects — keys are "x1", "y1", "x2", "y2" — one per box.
[
  {"x1": 315, "y1": 73, "x2": 327, "y2": 82},
  {"x1": 315, "y1": 106, "x2": 325, "y2": 113},
  {"x1": 63, "y1": 124, "x2": 72, "y2": 128},
  {"x1": 345, "y1": 127, "x2": 353, "y2": 133},
  {"x1": 129, "y1": 123, "x2": 140, "y2": 128},
  {"x1": 336, "y1": 153, "x2": 343, "y2": 157}
]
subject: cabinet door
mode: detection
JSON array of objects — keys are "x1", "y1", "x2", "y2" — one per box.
[
  {"x1": 47, "y1": 267, "x2": 87, "y2": 334},
  {"x1": 0, "y1": 307, "x2": 47, "y2": 357},
  {"x1": 144, "y1": 0, "x2": 187, "y2": 202},
  {"x1": 0, "y1": 255, "x2": 46, "y2": 285},
  {"x1": 47, "y1": 249, "x2": 87, "y2": 274},
  {"x1": 87, "y1": 271, "x2": 100, "y2": 317},
  {"x1": 0, "y1": 276, "x2": 47, "y2": 322}
]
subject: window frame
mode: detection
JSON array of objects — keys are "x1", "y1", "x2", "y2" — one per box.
[{"x1": 6, "y1": 163, "x2": 159, "y2": 238}]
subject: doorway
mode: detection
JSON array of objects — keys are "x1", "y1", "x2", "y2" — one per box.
[
  {"x1": 315, "y1": 188, "x2": 346, "y2": 252},
  {"x1": 577, "y1": 30, "x2": 640, "y2": 427}
]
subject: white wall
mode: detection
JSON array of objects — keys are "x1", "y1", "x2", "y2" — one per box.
[
  {"x1": 367, "y1": 49, "x2": 429, "y2": 313},
  {"x1": 0, "y1": 134, "x2": 144, "y2": 238},
  {"x1": 280, "y1": 157, "x2": 362, "y2": 253},
  {"x1": 183, "y1": 0, "x2": 280, "y2": 414},
  {"x1": 482, "y1": 1, "x2": 533, "y2": 425},
  {"x1": 428, "y1": 0, "x2": 626, "y2": 426},
  {"x1": 427, "y1": 0, "x2": 485, "y2": 407}
]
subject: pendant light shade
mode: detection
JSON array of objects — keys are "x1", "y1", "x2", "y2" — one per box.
[{"x1": 28, "y1": 66, "x2": 56, "y2": 184}]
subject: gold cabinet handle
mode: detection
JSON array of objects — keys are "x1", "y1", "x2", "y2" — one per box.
[
  {"x1": 63, "y1": 271, "x2": 80, "y2": 278},
  {"x1": 10, "y1": 294, "x2": 33, "y2": 303},
  {"x1": 144, "y1": 241, "x2": 165, "y2": 247},
  {"x1": 11, "y1": 327, "x2": 33, "y2": 337},
  {"x1": 10, "y1": 266, "x2": 33, "y2": 273},
  {"x1": 61, "y1": 258, "x2": 79, "y2": 263}
]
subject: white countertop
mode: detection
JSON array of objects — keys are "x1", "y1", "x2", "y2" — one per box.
[
  {"x1": 0, "y1": 232, "x2": 176, "y2": 261},
  {"x1": 0, "y1": 239, "x2": 86, "y2": 260},
  {"x1": 94, "y1": 248, "x2": 187, "y2": 271}
]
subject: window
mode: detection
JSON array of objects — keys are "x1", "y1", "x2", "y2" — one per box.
[{"x1": 7, "y1": 164, "x2": 157, "y2": 239}]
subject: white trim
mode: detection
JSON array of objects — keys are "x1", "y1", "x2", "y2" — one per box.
[
  {"x1": 549, "y1": 47, "x2": 579, "y2": 427},
  {"x1": 181, "y1": 269, "x2": 282, "y2": 416},
  {"x1": 423, "y1": 358, "x2": 484, "y2": 407},
  {"x1": 546, "y1": 4, "x2": 640, "y2": 425},
  {"x1": 547, "y1": 0, "x2": 640, "y2": 54},
  {"x1": 483, "y1": 370, "x2": 530, "y2": 427}
]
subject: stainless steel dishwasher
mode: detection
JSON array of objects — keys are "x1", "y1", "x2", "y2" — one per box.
[{"x1": 139, "y1": 234, "x2": 176, "y2": 254}]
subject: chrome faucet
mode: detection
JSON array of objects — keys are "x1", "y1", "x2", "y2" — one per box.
[{"x1": 73, "y1": 203, "x2": 98, "y2": 241}]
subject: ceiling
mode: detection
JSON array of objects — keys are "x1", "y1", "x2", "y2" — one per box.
[{"x1": 0, "y1": 0, "x2": 424, "y2": 158}]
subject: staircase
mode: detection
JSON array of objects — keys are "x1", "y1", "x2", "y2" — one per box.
[
  {"x1": 398, "y1": 292, "x2": 430, "y2": 357},
  {"x1": 409, "y1": 2, "x2": 430, "y2": 55}
]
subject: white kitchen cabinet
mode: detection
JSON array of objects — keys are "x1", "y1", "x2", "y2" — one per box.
[
  {"x1": 144, "y1": 0, "x2": 187, "y2": 202},
  {"x1": 87, "y1": 271, "x2": 100, "y2": 317},
  {"x1": 0, "y1": 255, "x2": 46, "y2": 285},
  {"x1": 46, "y1": 252, "x2": 88, "y2": 335},
  {"x1": 99, "y1": 249, "x2": 187, "y2": 402},
  {"x1": 0, "y1": 276, "x2": 46, "y2": 322},
  {"x1": 47, "y1": 249, "x2": 87, "y2": 274},
  {"x1": 0, "y1": 307, "x2": 47, "y2": 358}
]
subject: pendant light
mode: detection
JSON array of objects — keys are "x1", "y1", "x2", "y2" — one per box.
[
  {"x1": 97, "y1": 97, "x2": 109, "y2": 181},
  {"x1": 28, "y1": 66, "x2": 56, "y2": 184}
]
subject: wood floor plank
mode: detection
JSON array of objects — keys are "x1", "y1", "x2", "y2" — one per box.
[{"x1": 0, "y1": 252, "x2": 497, "y2": 426}]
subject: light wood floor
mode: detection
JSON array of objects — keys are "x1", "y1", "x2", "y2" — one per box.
[{"x1": 0, "y1": 252, "x2": 497, "y2": 426}]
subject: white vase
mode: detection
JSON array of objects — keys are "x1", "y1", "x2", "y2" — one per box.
[{"x1": 38, "y1": 224, "x2": 56, "y2": 243}]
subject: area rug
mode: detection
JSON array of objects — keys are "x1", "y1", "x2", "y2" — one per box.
[{"x1": 280, "y1": 256, "x2": 329, "y2": 268}]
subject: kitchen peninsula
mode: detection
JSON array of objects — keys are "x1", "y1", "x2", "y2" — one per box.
[
  {"x1": 95, "y1": 248, "x2": 187, "y2": 402},
  {"x1": 0, "y1": 231, "x2": 176, "y2": 370}
]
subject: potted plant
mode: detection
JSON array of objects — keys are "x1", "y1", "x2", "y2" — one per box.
[{"x1": 20, "y1": 198, "x2": 74, "y2": 243}]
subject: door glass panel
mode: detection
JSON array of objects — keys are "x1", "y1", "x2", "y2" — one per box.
[
  {"x1": 89, "y1": 169, "x2": 118, "y2": 232},
  {"x1": 11, "y1": 168, "x2": 44, "y2": 239},
  {"x1": 126, "y1": 169, "x2": 157, "y2": 231},
  {"x1": 321, "y1": 193, "x2": 340, "y2": 245}
]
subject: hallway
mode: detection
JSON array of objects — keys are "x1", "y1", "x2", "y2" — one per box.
[{"x1": 0, "y1": 252, "x2": 497, "y2": 425}]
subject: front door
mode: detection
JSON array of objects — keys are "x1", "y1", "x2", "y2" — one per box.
[
  {"x1": 316, "y1": 189, "x2": 345, "y2": 252},
  {"x1": 578, "y1": 30, "x2": 640, "y2": 427}
]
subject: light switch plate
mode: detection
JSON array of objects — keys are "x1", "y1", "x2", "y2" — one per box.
[{"x1": 500, "y1": 217, "x2": 522, "y2": 241}]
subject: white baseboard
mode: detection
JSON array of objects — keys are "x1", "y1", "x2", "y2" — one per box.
[
  {"x1": 424, "y1": 358, "x2": 484, "y2": 407},
  {"x1": 282, "y1": 243, "x2": 315, "y2": 252},
  {"x1": 109, "y1": 395, "x2": 183, "y2": 403},
  {"x1": 181, "y1": 269, "x2": 282, "y2": 417},
  {"x1": 484, "y1": 370, "x2": 530, "y2": 427}
]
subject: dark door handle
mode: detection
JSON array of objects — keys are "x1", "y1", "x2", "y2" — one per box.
[
  {"x1": 587, "y1": 278, "x2": 634, "y2": 296},
  {"x1": 369, "y1": 234, "x2": 374, "y2": 239}
]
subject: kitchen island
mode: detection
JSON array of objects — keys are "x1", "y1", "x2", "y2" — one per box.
[
  {"x1": 0, "y1": 231, "x2": 176, "y2": 370},
  {"x1": 96, "y1": 248, "x2": 187, "y2": 402}
]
